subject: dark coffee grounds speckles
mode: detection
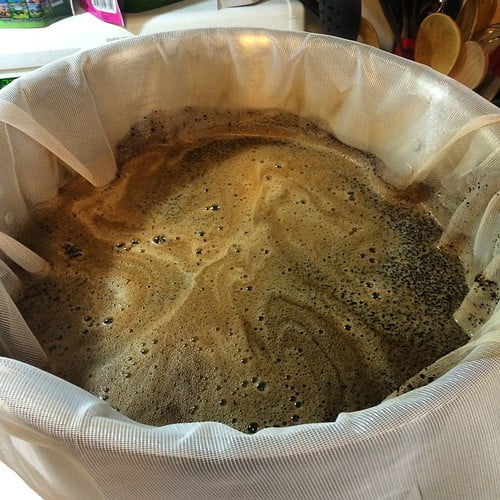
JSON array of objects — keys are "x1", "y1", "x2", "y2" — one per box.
[
  {"x1": 17, "y1": 111, "x2": 469, "y2": 433},
  {"x1": 61, "y1": 243, "x2": 82, "y2": 260}
]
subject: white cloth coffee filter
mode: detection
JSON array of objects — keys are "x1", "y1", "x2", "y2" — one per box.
[{"x1": 0, "y1": 29, "x2": 499, "y2": 499}]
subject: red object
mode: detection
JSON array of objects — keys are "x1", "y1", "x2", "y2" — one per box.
[
  {"x1": 490, "y1": 47, "x2": 500, "y2": 77},
  {"x1": 394, "y1": 38, "x2": 415, "y2": 60}
]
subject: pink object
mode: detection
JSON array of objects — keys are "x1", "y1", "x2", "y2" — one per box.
[{"x1": 80, "y1": 0, "x2": 124, "y2": 27}]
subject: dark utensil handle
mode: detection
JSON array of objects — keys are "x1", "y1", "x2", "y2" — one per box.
[
  {"x1": 379, "y1": 0, "x2": 403, "y2": 47},
  {"x1": 442, "y1": 0, "x2": 463, "y2": 19},
  {"x1": 318, "y1": 0, "x2": 362, "y2": 40}
]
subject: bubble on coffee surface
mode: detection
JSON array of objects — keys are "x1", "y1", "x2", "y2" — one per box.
[{"x1": 17, "y1": 110, "x2": 469, "y2": 433}]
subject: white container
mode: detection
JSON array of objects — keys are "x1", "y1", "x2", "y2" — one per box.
[
  {"x1": 0, "y1": 29, "x2": 499, "y2": 499},
  {"x1": 0, "y1": 0, "x2": 304, "y2": 78}
]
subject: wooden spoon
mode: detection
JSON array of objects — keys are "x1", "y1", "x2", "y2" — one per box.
[
  {"x1": 475, "y1": 0, "x2": 498, "y2": 34},
  {"x1": 457, "y1": 0, "x2": 479, "y2": 40},
  {"x1": 358, "y1": 17, "x2": 380, "y2": 48},
  {"x1": 494, "y1": 1, "x2": 500, "y2": 23},
  {"x1": 449, "y1": 40, "x2": 489, "y2": 88},
  {"x1": 415, "y1": 13, "x2": 462, "y2": 74}
]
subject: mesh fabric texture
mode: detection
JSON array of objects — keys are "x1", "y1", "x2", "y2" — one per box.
[{"x1": 0, "y1": 29, "x2": 499, "y2": 499}]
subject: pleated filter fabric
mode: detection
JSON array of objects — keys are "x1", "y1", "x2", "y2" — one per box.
[{"x1": 0, "y1": 29, "x2": 498, "y2": 498}]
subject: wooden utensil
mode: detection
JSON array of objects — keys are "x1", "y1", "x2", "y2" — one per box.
[
  {"x1": 457, "y1": 0, "x2": 479, "y2": 40},
  {"x1": 414, "y1": 1, "x2": 464, "y2": 47},
  {"x1": 358, "y1": 17, "x2": 380, "y2": 48},
  {"x1": 494, "y1": 1, "x2": 500, "y2": 23},
  {"x1": 475, "y1": 0, "x2": 497, "y2": 34},
  {"x1": 415, "y1": 13, "x2": 462, "y2": 74},
  {"x1": 449, "y1": 40, "x2": 489, "y2": 87}
]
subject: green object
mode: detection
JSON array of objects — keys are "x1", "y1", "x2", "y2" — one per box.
[
  {"x1": 0, "y1": 0, "x2": 72, "y2": 28},
  {"x1": 0, "y1": 77, "x2": 16, "y2": 88},
  {"x1": 121, "y1": 0, "x2": 182, "y2": 14}
]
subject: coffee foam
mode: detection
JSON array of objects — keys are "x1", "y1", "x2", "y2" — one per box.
[{"x1": 17, "y1": 112, "x2": 469, "y2": 433}]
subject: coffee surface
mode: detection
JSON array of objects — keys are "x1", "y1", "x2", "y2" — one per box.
[{"x1": 18, "y1": 120, "x2": 469, "y2": 433}]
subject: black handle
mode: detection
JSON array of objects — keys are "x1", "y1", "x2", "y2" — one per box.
[
  {"x1": 379, "y1": 0, "x2": 403, "y2": 48},
  {"x1": 318, "y1": 0, "x2": 362, "y2": 40}
]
